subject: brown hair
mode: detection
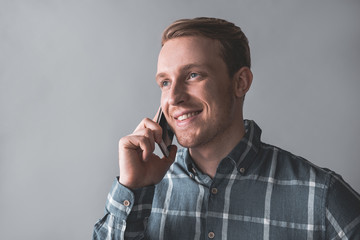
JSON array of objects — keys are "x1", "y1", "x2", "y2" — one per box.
[{"x1": 161, "y1": 17, "x2": 251, "y2": 77}]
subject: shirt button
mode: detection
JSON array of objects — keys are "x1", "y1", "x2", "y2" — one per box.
[
  {"x1": 211, "y1": 188, "x2": 218, "y2": 194},
  {"x1": 208, "y1": 231, "x2": 215, "y2": 239},
  {"x1": 123, "y1": 200, "x2": 130, "y2": 207},
  {"x1": 239, "y1": 167, "x2": 245, "y2": 174}
]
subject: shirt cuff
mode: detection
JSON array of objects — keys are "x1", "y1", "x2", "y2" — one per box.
[{"x1": 105, "y1": 177, "x2": 155, "y2": 221}]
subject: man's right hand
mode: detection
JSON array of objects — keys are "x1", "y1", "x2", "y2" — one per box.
[{"x1": 118, "y1": 118, "x2": 177, "y2": 189}]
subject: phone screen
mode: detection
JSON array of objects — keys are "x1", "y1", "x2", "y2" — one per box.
[{"x1": 156, "y1": 108, "x2": 174, "y2": 157}]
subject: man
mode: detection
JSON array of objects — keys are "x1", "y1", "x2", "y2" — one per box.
[{"x1": 93, "y1": 17, "x2": 360, "y2": 239}]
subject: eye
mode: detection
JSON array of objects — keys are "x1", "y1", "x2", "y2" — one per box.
[
  {"x1": 161, "y1": 80, "x2": 170, "y2": 88},
  {"x1": 189, "y1": 73, "x2": 199, "y2": 79}
]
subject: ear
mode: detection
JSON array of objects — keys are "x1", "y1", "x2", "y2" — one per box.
[{"x1": 233, "y1": 67, "x2": 253, "y2": 98}]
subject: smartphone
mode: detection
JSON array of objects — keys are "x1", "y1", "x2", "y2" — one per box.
[{"x1": 156, "y1": 107, "x2": 174, "y2": 157}]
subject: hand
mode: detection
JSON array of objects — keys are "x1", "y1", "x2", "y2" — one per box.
[{"x1": 118, "y1": 117, "x2": 177, "y2": 189}]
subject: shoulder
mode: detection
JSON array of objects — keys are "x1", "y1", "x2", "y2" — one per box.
[
  {"x1": 257, "y1": 141, "x2": 359, "y2": 196},
  {"x1": 255, "y1": 142, "x2": 333, "y2": 182}
]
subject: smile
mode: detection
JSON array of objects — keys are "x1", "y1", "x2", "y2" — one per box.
[{"x1": 177, "y1": 111, "x2": 201, "y2": 121}]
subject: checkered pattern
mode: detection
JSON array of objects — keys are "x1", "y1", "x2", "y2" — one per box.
[{"x1": 93, "y1": 120, "x2": 360, "y2": 239}]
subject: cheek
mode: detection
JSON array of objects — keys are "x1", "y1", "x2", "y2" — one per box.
[
  {"x1": 160, "y1": 90, "x2": 169, "y2": 105},
  {"x1": 189, "y1": 82, "x2": 214, "y2": 101},
  {"x1": 196, "y1": 84, "x2": 224, "y2": 105}
]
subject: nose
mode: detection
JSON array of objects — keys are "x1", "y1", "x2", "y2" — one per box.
[{"x1": 168, "y1": 80, "x2": 187, "y2": 106}]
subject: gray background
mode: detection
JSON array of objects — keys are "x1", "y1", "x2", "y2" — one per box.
[{"x1": 1, "y1": 1, "x2": 359, "y2": 239}]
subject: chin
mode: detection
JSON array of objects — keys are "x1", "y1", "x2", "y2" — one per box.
[
  {"x1": 175, "y1": 134, "x2": 197, "y2": 148},
  {"x1": 175, "y1": 132, "x2": 208, "y2": 149},
  {"x1": 176, "y1": 138, "x2": 193, "y2": 148}
]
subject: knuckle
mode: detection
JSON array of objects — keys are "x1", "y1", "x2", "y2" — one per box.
[
  {"x1": 118, "y1": 136, "x2": 128, "y2": 146},
  {"x1": 143, "y1": 128, "x2": 152, "y2": 137},
  {"x1": 141, "y1": 117, "x2": 152, "y2": 125},
  {"x1": 139, "y1": 135, "x2": 151, "y2": 144}
]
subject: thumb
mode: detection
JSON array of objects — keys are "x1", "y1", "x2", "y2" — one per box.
[{"x1": 166, "y1": 145, "x2": 177, "y2": 163}]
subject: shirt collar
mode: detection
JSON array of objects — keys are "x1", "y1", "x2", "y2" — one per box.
[{"x1": 227, "y1": 119, "x2": 261, "y2": 175}]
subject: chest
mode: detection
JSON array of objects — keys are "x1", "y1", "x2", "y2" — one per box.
[{"x1": 146, "y1": 176, "x2": 326, "y2": 239}]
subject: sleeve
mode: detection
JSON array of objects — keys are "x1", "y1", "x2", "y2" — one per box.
[
  {"x1": 92, "y1": 177, "x2": 155, "y2": 240},
  {"x1": 325, "y1": 172, "x2": 360, "y2": 239}
]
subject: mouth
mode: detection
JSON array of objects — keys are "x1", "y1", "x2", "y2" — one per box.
[{"x1": 175, "y1": 111, "x2": 201, "y2": 121}]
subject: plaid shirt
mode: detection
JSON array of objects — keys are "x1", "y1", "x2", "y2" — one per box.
[{"x1": 93, "y1": 120, "x2": 360, "y2": 239}]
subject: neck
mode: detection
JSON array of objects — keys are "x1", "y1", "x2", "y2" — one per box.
[{"x1": 189, "y1": 118, "x2": 245, "y2": 178}]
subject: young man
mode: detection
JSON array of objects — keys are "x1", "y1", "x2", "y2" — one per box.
[{"x1": 93, "y1": 17, "x2": 360, "y2": 239}]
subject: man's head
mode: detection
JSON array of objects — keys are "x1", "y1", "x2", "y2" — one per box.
[
  {"x1": 156, "y1": 17, "x2": 252, "y2": 150},
  {"x1": 161, "y1": 17, "x2": 251, "y2": 77}
]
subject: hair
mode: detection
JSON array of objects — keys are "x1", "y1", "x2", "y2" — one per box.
[{"x1": 161, "y1": 17, "x2": 251, "y2": 77}]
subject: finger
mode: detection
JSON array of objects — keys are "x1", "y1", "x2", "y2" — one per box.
[
  {"x1": 134, "y1": 118, "x2": 163, "y2": 144},
  {"x1": 154, "y1": 145, "x2": 177, "y2": 176},
  {"x1": 137, "y1": 136, "x2": 153, "y2": 161},
  {"x1": 130, "y1": 128, "x2": 156, "y2": 154},
  {"x1": 122, "y1": 135, "x2": 154, "y2": 161},
  {"x1": 164, "y1": 145, "x2": 177, "y2": 163}
]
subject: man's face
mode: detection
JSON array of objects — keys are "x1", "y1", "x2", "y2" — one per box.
[{"x1": 156, "y1": 36, "x2": 239, "y2": 148}]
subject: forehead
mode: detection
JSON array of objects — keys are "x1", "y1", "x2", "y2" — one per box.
[{"x1": 157, "y1": 36, "x2": 223, "y2": 74}]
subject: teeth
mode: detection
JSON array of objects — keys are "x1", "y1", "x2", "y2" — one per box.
[{"x1": 177, "y1": 112, "x2": 200, "y2": 121}]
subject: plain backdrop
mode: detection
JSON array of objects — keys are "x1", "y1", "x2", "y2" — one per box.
[{"x1": 1, "y1": 1, "x2": 359, "y2": 239}]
